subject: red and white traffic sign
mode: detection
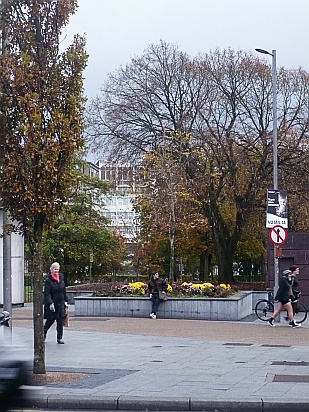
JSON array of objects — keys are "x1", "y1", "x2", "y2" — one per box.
[{"x1": 269, "y1": 225, "x2": 288, "y2": 246}]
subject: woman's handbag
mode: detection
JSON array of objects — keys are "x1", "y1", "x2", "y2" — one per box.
[
  {"x1": 63, "y1": 307, "x2": 70, "y2": 327},
  {"x1": 159, "y1": 291, "x2": 168, "y2": 301}
]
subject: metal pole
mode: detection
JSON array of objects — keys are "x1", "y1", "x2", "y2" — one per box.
[
  {"x1": 89, "y1": 252, "x2": 93, "y2": 282},
  {"x1": 272, "y1": 50, "x2": 278, "y2": 191},
  {"x1": 255, "y1": 48, "x2": 279, "y2": 310},
  {"x1": 272, "y1": 50, "x2": 279, "y2": 299},
  {"x1": 3, "y1": 213, "x2": 12, "y2": 340}
]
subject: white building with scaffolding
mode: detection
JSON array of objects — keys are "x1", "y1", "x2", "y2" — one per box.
[{"x1": 84, "y1": 161, "x2": 140, "y2": 243}]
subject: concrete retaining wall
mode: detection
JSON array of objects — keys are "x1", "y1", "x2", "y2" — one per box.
[
  {"x1": 66, "y1": 290, "x2": 92, "y2": 305},
  {"x1": 74, "y1": 291, "x2": 254, "y2": 321},
  {"x1": 251, "y1": 291, "x2": 268, "y2": 309}
]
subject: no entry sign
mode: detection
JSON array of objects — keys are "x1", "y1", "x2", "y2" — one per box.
[{"x1": 269, "y1": 225, "x2": 288, "y2": 246}]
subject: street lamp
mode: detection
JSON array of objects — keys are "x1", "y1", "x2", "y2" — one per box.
[{"x1": 255, "y1": 48, "x2": 279, "y2": 298}]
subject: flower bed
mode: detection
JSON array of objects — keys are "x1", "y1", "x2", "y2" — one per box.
[
  {"x1": 69, "y1": 281, "x2": 268, "y2": 321},
  {"x1": 67, "y1": 281, "x2": 235, "y2": 298},
  {"x1": 74, "y1": 291, "x2": 260, "y2": 321},
  {"x1": 66, "y1": 280, "x2": 235, "y2": 305}
]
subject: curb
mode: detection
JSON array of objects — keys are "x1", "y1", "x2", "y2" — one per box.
[{"x1": 22, "y1": 393, "x2": 309, "y2": 412}]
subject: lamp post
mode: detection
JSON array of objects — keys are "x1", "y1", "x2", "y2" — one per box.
[{"x1": 255, "y1": 48, "x2": 279, "y2": 297}]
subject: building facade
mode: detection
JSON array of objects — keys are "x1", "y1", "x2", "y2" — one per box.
[
  {"x1": 86, "y1": 161, "x2": 139, "y2": 242},
  {"x1": 0, "y1": 210, "x2": 24, "y2": 305}
]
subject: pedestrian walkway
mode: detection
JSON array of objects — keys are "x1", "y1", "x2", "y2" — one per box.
[{"x1": 6, "y1": 304, "x2": 309, "y2": 411}]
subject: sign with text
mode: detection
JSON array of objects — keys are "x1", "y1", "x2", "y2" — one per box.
[{"x1": 266, "y1": 189, "x2": 288, "y2": 228}]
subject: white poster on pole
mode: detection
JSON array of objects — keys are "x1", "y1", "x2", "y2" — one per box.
[{"x1": 266, "y1": 189, "x2": 288, "y2": 228}]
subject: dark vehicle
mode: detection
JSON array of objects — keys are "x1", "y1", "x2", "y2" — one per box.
[
  {"x1": 0, "y1": 311, "x2": 9, "y2": 327},
  {"x1": 0, "y1": 311, "x2": 29, "y2": 412}
]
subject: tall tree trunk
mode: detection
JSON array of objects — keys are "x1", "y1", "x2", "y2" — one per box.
[
  {"x1": 169, "y1": 230, "x2": 175, "y2": 282},
  {"x1": 32, "y1": 241, "x2": 45, "y2": 374},
  {"x1": 216, "y1": 246, "x2": 235, "y2": 283},
  {"x1": 206, "y1": 253, "x2": 212, "y2": 281},
  {"x1": 169, "y1": 192, "x2": 176, "y2": 282},
  {"x1": 242, "y1": 260, "x2": 252, "y2": 281},
  {"x1": 212, "y1": 229, "x2": 236, "y2": 283},
  {"x1": 199, "y1": 250, "x2": 207, "y2": 281}
]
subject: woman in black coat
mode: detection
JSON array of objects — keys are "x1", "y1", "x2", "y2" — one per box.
[
  {"x1": 147, "y1": 272, "x2": 167, "y2": 319},
  {"x1": 268, "y1": 269, "x2": 301, "y2": 328},
  {"x1": 44, "y1": 262, "x2": 68, "y2": 344}
]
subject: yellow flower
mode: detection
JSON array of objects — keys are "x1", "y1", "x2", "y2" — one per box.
[
  {"x1": 219, "y1": 283, "x2": 231, "y2": 290},
  {"x1": 192, "y1": 283, "x2": 205, "y2": 290},
  {"x1": 128, "y1": 282, "x2": 146, "y2": 290},
  {"x1": 203, "y1": 282, "x2": 214, "y2": 288},
  {"x1": 167, "y1": 284, "x2": 173, "y2": 293},
  {"x1": 127, "y1": 282, "x2": 147, "y2": 295}
]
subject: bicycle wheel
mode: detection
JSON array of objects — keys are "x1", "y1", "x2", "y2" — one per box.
[
  {"x1": 255, "y1": 299, "x2": 274, "y2": 321},
  {"x1": 293, "y1": 303, "x2": 308, "y2": 324}
]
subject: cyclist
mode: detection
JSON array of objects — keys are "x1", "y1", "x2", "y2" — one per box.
[
  {"x1": 280, "y1": 266, "x2": 300, "y2": 322},
  {"x1": 268, "y1": 269, "x2": 301, "y2": 327},
  {"x1": 281, "y1": 265, "x2": 301, "y2": 322},
  {"x1": 289, "y1": 265, "x2": 301, "y2": 312}
]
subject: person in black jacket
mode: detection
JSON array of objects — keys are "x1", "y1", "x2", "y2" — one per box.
[
  {"x1": 268, "y1": 269, "x2": 301, "y2": 328},
  {"x1": 147, "y1": 272, "x2": 167, "y2": 319},
  {"x1": 44, "y1": 262, "x2": 68, "y2": 344},
  {"x1": 289, "y1": 265, "x2": 301, "y2": 314}
]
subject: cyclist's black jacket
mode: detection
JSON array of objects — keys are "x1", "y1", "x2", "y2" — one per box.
[{"x1": 275, "y1": 275, "x2": 292, "y2": 302}]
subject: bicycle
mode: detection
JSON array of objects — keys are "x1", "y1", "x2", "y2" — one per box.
[{"x1": 255, "y1": 290, "x2": 308, "y2": 323}]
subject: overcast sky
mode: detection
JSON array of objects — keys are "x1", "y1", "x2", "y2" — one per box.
[{"x1": 62, "y1": 0, "x2": 309, "y2": 101}]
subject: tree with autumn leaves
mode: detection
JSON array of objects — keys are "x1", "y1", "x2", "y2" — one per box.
[
  {"x1": 41, "y1": 171, "x2": 128, "y2": 283},
  {"x1": 87, "y1": 41, "x2": 309, "y2": 282},
  {"x1": 134, "y1": 136, "x2": 211, "y2": 282},
  {"x1": 0, "y1": 0, "x2": 87, "y2": 373}
]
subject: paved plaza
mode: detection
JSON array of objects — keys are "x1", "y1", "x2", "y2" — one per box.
[{"x1": 5, "y1": 304, "x2": 309, "y2": 412}]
